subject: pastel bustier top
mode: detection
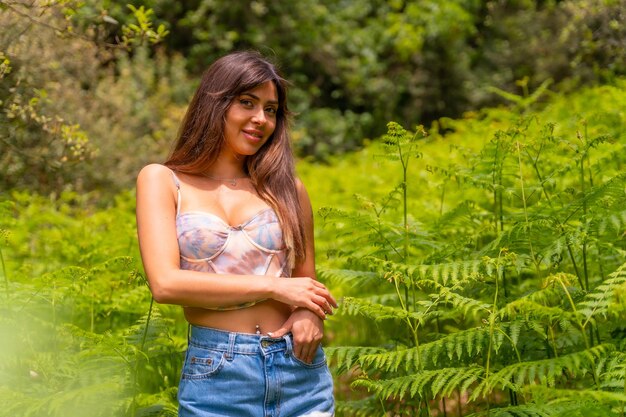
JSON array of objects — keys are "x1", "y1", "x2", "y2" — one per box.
[{"x1": 172, "y1": 172, "x2": 289, "y2": 310}]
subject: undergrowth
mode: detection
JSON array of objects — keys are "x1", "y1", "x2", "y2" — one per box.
[
  {"x1": 0, "y1": 80, "x2": 624, "y2": 416},
  {"x1": 319, "y1": 80, "x2": 626, "y2": 416}
]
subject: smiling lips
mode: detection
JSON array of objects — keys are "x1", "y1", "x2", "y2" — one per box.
[{"x1": 243, "y1": 128, "x2": 264, "y2": 142}]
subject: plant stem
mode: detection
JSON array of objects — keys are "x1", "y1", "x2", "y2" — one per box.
[
  {"x1": 579, "y1": 140, "x2": 589, "y2": 292},
  {"x1": 492, "y1": 138, "x2": 501, "y2": 234},
  {"x1": 516, "y1": 141, "x2": 540, "y2": 279},
  {"x1": 560, "y1": 226, "x2": 585, "y2": 290},
  {"x1": 140, "y1": 297, "x2": 154, "y2": 351},
  {"x1": 131, "y1": 296, "x2": 155, "y2": 416},
  {"x1": 439, "y1": 181, "x2": 446, "y2": 216},
  {"x1": 0, "y1": 243, "x2": 8, "y2": 299},
  {"x1": 484, "y1": 254, "x2": 503, "y2": 411},
  {"x1": 555, "y1": 276, "x2": 590, "y2": 349}
]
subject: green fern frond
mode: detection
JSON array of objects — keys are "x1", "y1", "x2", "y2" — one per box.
[
  {"x1": 478, "y1": 344, "x2": 616, "y2": 397},
  {"x1": 499, "y1": 296, "x2": 578, "y2": 324},
  {"x1": 578, "y1": 262, "x2": 626, "y2": 323},
  {"x1": 359, "y1": 344, "x2": 422, "y2": 373},
  {"x1": 335, "y1": 396, "x2": 382, "y2": 417},
  {"x1": 340, "y1": 296, "x2": 414, "y2": 321},
  {"x1": 357, "y1": 321, "x2": 536, "y2": 374},
  {"x1": 483, "y1": 215, "x2": 558, "y2": 257},
  {"x1": 464, "y1": 401, "x2": 618, "y2": 417},
  {"x1": 464, "y1": 403, "x2": 553, "y2": 417},
  {"x1": 316, "y1": 267, "x2": 381, "y2": 290},
  {"x1": 324, "y1": 346, "x2": 385, "y2": 372},
  {"x1": 360, "y1": 254, "x2": 490, "y2": 287},
  {"x1": 437, "y1": 287, "x2": 491, "y2": 318},
  {"x1": 131, "y1": 388, "x2": 179, "y2": 417},
  {"x1": 353, "y1": 365, "x2": 484, "y2": 400},
  {"x1": 592, "y1": 210, "x2": 626, "y2": 237},
  {"x1": 563, "y1": 173, "x2": 626, "y2": 223},
  {"x1": 415, "y1": 259, "x2": 488, "y2": 286},
  {"x1": 0, "y1": 380, "x2": 124, "y2": 417},
  {"x1": 432, "y1": 199, "x2": 478, "y2": 230},
  {"x1": 525, "y1": 385, "x2": 626, "y2": 406},
  {"x1": 597, "y1": 351, "x2": 626, "y2": 390}
]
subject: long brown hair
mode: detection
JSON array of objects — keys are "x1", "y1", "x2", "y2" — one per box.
[{"x1": 164, "y1": 51, "x2": 305, "y2": 267}]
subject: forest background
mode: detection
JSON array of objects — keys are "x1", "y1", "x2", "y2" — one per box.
[{"x1": 1, "y1": 0, "x2": 626, "y2": 416}]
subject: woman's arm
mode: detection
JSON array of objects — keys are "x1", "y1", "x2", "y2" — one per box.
[{"x1": 136, "y1": 164, "x2": 335, "y2": 318}]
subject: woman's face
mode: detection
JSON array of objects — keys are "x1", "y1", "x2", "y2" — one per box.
[{"x1": 222, "y1": 81, "x2": 278, "y2": 160}]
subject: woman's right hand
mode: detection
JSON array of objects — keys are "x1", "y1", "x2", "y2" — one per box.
[{"x1": 271, "y1": 277, "x2": 337, "y2": 320}]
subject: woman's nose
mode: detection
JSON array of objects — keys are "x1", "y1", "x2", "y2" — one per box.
[{"x1": 251, "y1": 108, "x2": 266, "y2": 125}]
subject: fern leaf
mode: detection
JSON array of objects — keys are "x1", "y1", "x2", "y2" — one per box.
[
  {"x1": 340, "y1": 296, "x2": 414, "y2": 322},
  {"x1": 578, "y1": 261, "x2": 626, "y2": 323},
  {"x1": 481, "y1": 344, "x2": 616, "y2": 396},
  {"x1": 316, "y1": 267, "x2": 380, "y2": 289},
  {"x1": 353, "y1": 365, "x2": 484, "y2": 400},
  {"x1": 324, "y1": 346, "x2": 384, "y2": 373}
]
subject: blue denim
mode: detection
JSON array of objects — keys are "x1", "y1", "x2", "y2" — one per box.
[{"x1": 178, "y1": 325, "x2": 335, "y2": 417}]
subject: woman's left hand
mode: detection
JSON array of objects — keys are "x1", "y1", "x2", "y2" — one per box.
[{"x1": 269, "y1": 307, "x2": 324, "y2": 364}]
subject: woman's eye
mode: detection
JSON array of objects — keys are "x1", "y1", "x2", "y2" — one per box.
[
  {"x1": 240, "y1": 99, "x2": 253, "y2": 107},
  {"x1": 265, "y1": 107, "x2": 277, "y2": 115}
]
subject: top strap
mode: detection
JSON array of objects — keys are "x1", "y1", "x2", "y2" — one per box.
[{"x1": 170, "y1": 169, "x2": 182, "y2": 216}]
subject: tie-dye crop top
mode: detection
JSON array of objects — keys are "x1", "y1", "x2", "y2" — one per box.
[{"x1": 172, "y1": 171, "x2": 289, "y2": 310}]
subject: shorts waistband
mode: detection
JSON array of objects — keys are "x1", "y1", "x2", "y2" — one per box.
[{"x1": 188, "y1": 324, "x2": 293, "y2": 357}]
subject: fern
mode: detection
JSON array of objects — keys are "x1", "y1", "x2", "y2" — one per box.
[
  {"x1": 325, "y1": 346, "x2": 385, "y2": 372},
  {"x1": 578, "y1": 261, "x2": 626, "y2": 324},
  {"x1": 359, "y1": 326, "x2": 491, "y2": 373},
  {"x1": 322, "y1": 110, "x2": 626, "y2": 416},
  {"x1": 473, "y1": 344, "x2": 616, "y2": 399},
  {"x1": 353, "y1": 365, "x2": 485, "y2": 400}
]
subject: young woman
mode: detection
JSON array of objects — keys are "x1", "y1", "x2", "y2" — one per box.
[{"x1": 135, "y1": 51, "x2": 337, "y2": 416}]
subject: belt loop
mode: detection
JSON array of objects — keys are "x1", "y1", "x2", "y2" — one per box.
[
  {"x1": 225, "y1": 332, "x2": 236, "y2": 361},
  {"x1": 283, "y1": 333, "x2": 293, "y2": 356}
]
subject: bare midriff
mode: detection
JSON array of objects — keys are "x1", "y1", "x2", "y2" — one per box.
[{"x1": 183, "y1": 299, "x2": 293, "y2": 334}]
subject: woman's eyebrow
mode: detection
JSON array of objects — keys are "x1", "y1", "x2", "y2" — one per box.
[{"x1": 241, "y1": 92, "x2": 278, "y2": 105}]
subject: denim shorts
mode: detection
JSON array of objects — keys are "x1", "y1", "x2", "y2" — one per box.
[{"x1": 178, "y1": 325, "x2": 335, "y2": 417}]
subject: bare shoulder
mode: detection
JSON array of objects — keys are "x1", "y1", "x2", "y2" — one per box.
[
  {"x1": 294, "y1": 177, "x2": 310, "y2": 199},
  {"x1": 136, "y1": 163, "x2": 177, "y2": 207},
  {"x1": 294, "y1": 177, "x2": 313, "y2": 213},
  {"x1": 137, "y1": 163, "x2": 172, "y2": 185},
  {"x1": 137, "y1": 164, "x2": 176, "y2": 202}
]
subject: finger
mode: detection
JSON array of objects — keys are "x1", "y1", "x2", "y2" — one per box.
[
  {"x1": 309, "y1": 302, "x2": 327, "y2": 320},
  {"x1": 324, "y1": 301, "x2": 333, "y2": 315},
  {"x1": 294, "y1": 343, "x2": 306, "y2": 362},
  {"x1": 315, "y1": 287, "x2": 337, "y2": 308},
  {"x1": 309, "y1": 296, "x2": 328, "y2": 319},
  {"x1": 302, "y1": 340, "x2": 318, "y2": 364},
  {"x1": 313, "y1": 280, "x2": 326, "y2": 289},
  {"x1": 328, "y1": 293, "x2": 338, "y2": 308},
  {"x1": 269, "y1": 326, "x2": 289, "y2": 338},
  {"x1": 298, "y1": 346, "x2": 311, "y2": 363}
]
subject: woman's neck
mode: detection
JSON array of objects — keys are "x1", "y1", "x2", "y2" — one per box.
[{"x1": 206, "y1": 155, "x2": 247, "y2": 179}]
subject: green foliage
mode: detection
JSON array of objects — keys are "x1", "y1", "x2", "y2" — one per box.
[
  {"x1": 3, "y1": 0, "x2": 626, "y2": 192},
  {"x1": 315, "y1": 81, "x2": 626, "y2": 415},
  {"x1": 0, "y1": 0, "x2": 185, "y2": 196},
  {"x1": 2, "y1": 2, "x2": 626, "y2": 414},
  {"x1": 0, "y1": 192, "x2": 185, "y2": 416},
  {"x1": 143, "y1": 0, "x2": 626, "y2": 158}
]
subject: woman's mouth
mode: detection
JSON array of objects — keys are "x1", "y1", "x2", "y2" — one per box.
[{"x1": 243, "y1": 129, "x2": 263, "y2": 142}]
